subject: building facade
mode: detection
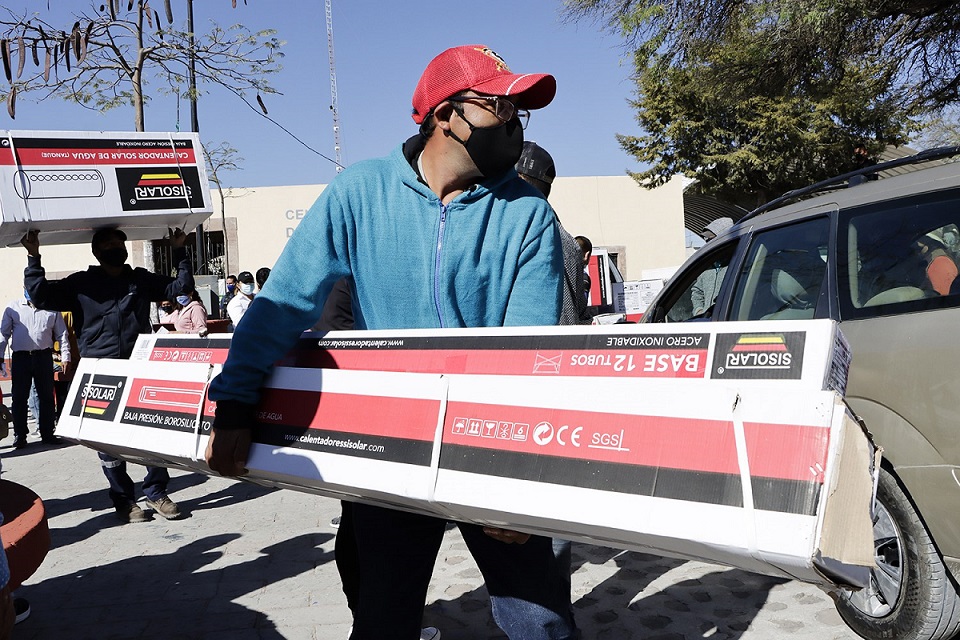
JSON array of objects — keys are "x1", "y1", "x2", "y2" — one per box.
[{"x1": 0, "y1": 175, "x2": 688, "y2": 308}]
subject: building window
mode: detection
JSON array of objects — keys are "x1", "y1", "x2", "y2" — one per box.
[{"x1": 153, "y1": 230, "x2": 226, "y2": 278}]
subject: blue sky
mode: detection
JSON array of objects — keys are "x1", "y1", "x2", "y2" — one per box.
[{"x1": 1, "y1": 0, "x2": 643, "y2": 188}]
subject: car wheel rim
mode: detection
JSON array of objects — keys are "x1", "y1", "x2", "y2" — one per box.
[{"x1": 843, "y1": 499, "x2": 904, "y2": 618}]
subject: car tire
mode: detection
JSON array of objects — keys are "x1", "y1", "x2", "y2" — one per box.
[{"x1": 836, "y1": 467, "x2": 960, "y2": 640}]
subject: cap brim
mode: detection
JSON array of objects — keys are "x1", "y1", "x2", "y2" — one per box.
[{"x1": 472, "y1": 73, "x2": 557, "y2": 110}]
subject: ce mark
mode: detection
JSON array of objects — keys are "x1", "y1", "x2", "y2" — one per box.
[
  {"x1": 557, "y1": 425, "x2": 583, "y2": 447},
  {"x1": 532, "y1": 422, "x2": 583, "y2": 447}
]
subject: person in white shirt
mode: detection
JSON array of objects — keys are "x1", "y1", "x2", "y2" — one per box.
[
  {"x1": 226, "y1": 271, "x2": 256, "y2": 329},
  {"x1": 0, "y1": 293, "x2": 70, "y2": 447}
]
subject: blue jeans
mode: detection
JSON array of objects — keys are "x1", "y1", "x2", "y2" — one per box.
[
  {"x1": 98, "y1": 452, "x2": 170, "y2": 507},
  {"x1": 348, "y1": 504, "x2": 575, "y2": 640}
]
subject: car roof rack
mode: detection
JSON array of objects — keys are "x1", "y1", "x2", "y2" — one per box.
[{"x1": 741, "y1": 145, "x2": 960, "y2": 223}]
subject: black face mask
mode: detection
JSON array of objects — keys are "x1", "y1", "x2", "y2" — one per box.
[
  {"x1": 449, "y1": 107, "x2": 524, "y2": 179},
  {"x1": 98, "y1": 247, "x2": 128, "y2": 267}
]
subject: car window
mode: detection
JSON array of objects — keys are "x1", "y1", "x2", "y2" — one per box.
[
  {"x1": 729, "y1": 218, "x2": 830, "y2": 321},
  {"x1": 650, "y1": 243, "x2": 738, "y2": 322},
  {"x1": 839, "y1": 189, "x2": 960, "y2": 319}
]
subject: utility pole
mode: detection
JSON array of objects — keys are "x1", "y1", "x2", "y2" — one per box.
[
  {"x1": 326, "y1": 0, "x2": 343, "y2": 173},
  {"x1": 187, "y1": 0, "x2": 206, "y2": 273}
]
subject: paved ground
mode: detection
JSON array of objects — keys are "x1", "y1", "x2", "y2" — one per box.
[{"x1": 1, "y1": 384, "x2": 863, "y2": 639}]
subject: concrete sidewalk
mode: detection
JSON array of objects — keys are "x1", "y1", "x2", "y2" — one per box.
[{"x1": 0, "y1": 398, "x2": 861, "y2": 639}]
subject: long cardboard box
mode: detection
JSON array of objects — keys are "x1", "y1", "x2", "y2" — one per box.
[
  {"x1": 57, "y1": 320, "x2": 875, "y2": 589},
  {"x1": 0, "y1": 130, "x2": 213, "y2": 247},
  {"x1": 129, "y1": 320, "x2": 851, "y2": 391}
]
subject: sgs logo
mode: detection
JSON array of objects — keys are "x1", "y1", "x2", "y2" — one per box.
[{"x1": 589, "y1": 429, "x2": 629, "y2": 452}]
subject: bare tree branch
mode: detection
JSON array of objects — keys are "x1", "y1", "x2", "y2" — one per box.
[{"x1": 0, "y1": 1, "x2": 283, "y2": 131}]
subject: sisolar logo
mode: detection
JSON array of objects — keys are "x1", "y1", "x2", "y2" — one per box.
[
  {"x1": 69, "y1": 373, "x2": 126, "y2": 421},
  {"x1": 116, "y1": 166, "x2": 204, "y2": 211},
  {"x1": 711, "y1": 332, "x2": 806, "y2": 380},
  {"x1": 134, "y1": 173, "x2": 190, "y2": 200}
]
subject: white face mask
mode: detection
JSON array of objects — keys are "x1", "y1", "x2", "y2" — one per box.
[{"x1": 240, "y1": 283, "x2": 255, "y2": 296}]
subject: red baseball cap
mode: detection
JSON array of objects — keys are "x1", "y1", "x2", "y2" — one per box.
[{"x1": 411, "y1": 45, "x2": 557, "y2": 124}]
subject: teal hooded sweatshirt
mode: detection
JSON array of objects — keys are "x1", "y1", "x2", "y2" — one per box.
[{"x1": 209, "y1": 138, "x2": 564, "y2": 406}]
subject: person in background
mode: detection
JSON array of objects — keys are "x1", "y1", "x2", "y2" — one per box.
[
  {"x1": 700, "y1": 217, "x2": 733, "y2": 244},
  {"x1": 516, "y1": 141, "x2": 589, "y2": 325},
  {"x1": 0, "y1": 395, "x2": 29, "y2": 631},
  {"x1": 255, "y1": 267, "x2": 271, "y2": 291},
  {"x1": 0, "y1": 390, "x2": 11, "y2": 454},
  {"x1": 21, "y1": 226, "x2": 192, "y2": 523},
  {"x1": 691, "y1": 217, "x2": 734, "y2": 317},
  {"x1": 0, "y1": 292, "x2": 70, "y2": 448},
  {"x1": 219, "y1": 274, "x2": 238, "y2": 319},
  {"x1": 158, "y1": 300, "x2": 176, "y2": 324},
  {"x1": 226, "y1": 271, "x2": 256, "y2": 328},
  {"x1": 575, "y1": 235, "x2": 593, "y2": 304},
  {"x1": 173, "y1": 289, "x2": 209, "y2": 336},
  {"x1": 915, "y1": 233, "x2": 959, "y2": 296},
  {"x1": 51, "y1": 311, "x2": 79, "y2": 422},
  {"x1": 205, "y1": 44, "x2": 574, "y2": 640},
  {"x1": 0, "y1": 513, "x2": 31, "y2": 635},
  {"x1": 0, "y1": 514, "x2": 14, "y2": 638}
]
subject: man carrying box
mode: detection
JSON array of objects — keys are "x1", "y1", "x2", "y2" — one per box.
[
  {"x1": 21, "y1": 226, "x2": 193, "y2": 524},
  {"x1": 206, "y1": 45, "x2": 575, "y2": 639}
]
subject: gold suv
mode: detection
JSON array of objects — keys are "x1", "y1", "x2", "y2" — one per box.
[{"x1": 643, "y1": 149, "x2": 960, "y2": 640}]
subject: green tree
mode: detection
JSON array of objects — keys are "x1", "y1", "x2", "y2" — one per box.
[
  {"x1": 0, "y1": 0, "x2": 283, "y2": 131},
  {"x1": 564, "y1": 0, "x2": 943, "y2": 207},
  {"x1": 565, "y1": 0, "x2": 960, "y2": 111}
]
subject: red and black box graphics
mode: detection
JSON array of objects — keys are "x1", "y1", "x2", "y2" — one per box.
[
  {"x1": 69, "y1": 373, "x2": 126, "y2": 422},
  {"x1": 1, "y1": 135, "x2": 198, "y2": 165},
  {"x1": 144, "y1": 337, "x2": 232, "y2": 364},
  {"x1": 283, "y1": 332, "x2": 713, "y2": 379},
  {"x1": 69, "y1": 372, "x2": 211, "y2": 434},
  {"x1": 200, "y1": 369, "x2": 444, "y2": 468},
  {"x1": 711, "y1": 332, "x2": 806, "y2": 380},
  {"x1": 119, "y1": 378, "x2": 211, "y2": 434},
  {"x1": 115, "y1": 165, "x2": 205, "y2": 212},
  {"x1": 438, "y1": 379, "x2": 830, "y2": 517},
  {"x1": 1, "y1": 135, "x2": 199, "y2": 203}
]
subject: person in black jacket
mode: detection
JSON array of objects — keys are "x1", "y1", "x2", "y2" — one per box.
[
  {"x1": 515, "y1": 141, "x2": 590, "y2": 325},
  {"x1": 21, "y1": 227, "x2": 194, "y2": 524}
]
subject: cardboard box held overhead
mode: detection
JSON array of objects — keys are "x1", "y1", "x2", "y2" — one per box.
[
  {"x1": 57, "y1": 320, "x2": 877, "y2": 590},
  {"x1": 0, "y1": 130, "x2": 213, "y2": 247}
]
